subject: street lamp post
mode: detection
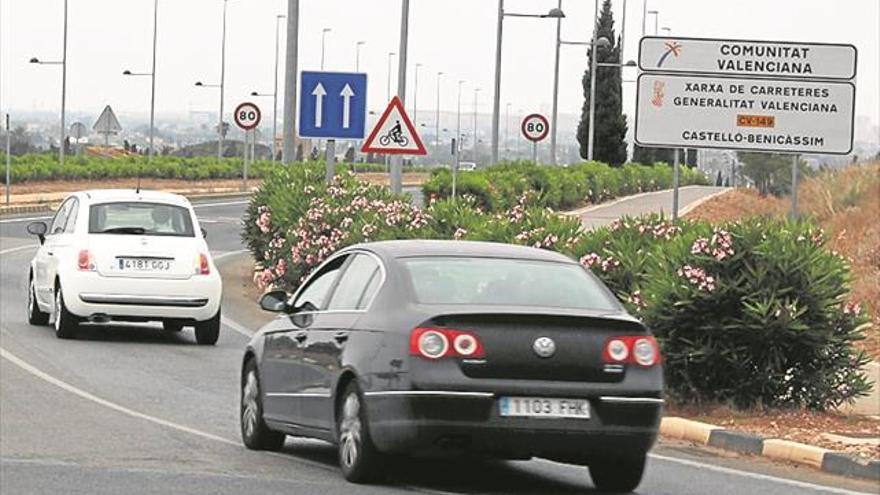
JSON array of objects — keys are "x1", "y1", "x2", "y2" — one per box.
[
  {"x1": 412, "y1": 63, "x2": 422, "y2": 125},
  {"x1": 435, "y1": 71, "x2": 443, "y2": 152},
  {"x1": 216, "y1": 0, "x2": 230, "y2": 160},
  {"x1": 321, "y1": 28, "x2": 331, "y2": 70},
  {"x1": 454, "y1": 80, "x2": 466, "y2": 198},
  {"x1": 29, "y1": 0, "x2": 68, "y2": 165},
  {"x1": 647, "y1": 10, "x2": 659, "y2": 35},
  {"x1": 281, "y1": 0, "x2": 300, "y2": 163},
  {"x1": 250, "y1": 91, "x2": 273, "y2": 159},
  {"x1": 472, "y1": 88, "x2": 480, "y2": 163},
  {"x1": 587, "y1": 0, "x2": 600, "y2": 161},
  {"x1": 271, "y1": 14, "x2": 286, "y2": 162},
  {"x1": 505, "y1": 102, "x2": 511, "y2": 157},
  {"x1": 355, "y1": 41, "x2": 365, "y2": 71},
  {"x1": 491, "y1": 1, "x2": 564, "y2": 166},
  {"x1": 389, "y1": 0, "x2": 410, "y2": 194},
  {"x1": 122, "y1": 0, "x2": 159, "y2": 162},
  {"x1": 386, "y1": 52, "x2": 396, "y2": 102}
]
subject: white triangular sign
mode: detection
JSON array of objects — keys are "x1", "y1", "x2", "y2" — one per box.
[
  {"x1": 361, "y1": 96, "x2": 427, "y2": 155},
  {"x1": 92, "y1": 105, "x2": 122, "y2": 134}
]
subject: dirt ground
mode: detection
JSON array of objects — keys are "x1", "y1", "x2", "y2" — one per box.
[{"x1": 668, "y1": 403, "x2": 880, "y2": 461}]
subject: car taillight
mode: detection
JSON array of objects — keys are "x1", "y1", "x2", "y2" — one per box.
[
  {"x1": 410, "y1": 327, "x2": 485, "y2": 359},
  {"x1": 194, "y1": 253, "x2": 210, "y2": 275},
  {"x1": 77, "y1": 250, "x2": 95, "y2": 271},
  {"x1": 602, "y1": 336, "x2": 660, "y2": 367}
]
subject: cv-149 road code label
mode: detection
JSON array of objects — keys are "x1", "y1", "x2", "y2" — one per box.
[{"x1": 634, "y1": 73, "x2": 854, "y2": 154}]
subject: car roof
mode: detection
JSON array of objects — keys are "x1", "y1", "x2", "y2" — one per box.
[
  {"x1": 76, "y1": 189, "x2": 191, "y2": 207},
  {"x1": 348, "y1": 240, "x2": 577, "y2": 264}
]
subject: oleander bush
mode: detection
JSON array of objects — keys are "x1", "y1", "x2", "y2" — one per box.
[
  {"x1": 422, "y1": 161, "x2": 710, "y2": 212},
  {"x1": 244, "y1": 165, "x2": 871, "y2": 410}
]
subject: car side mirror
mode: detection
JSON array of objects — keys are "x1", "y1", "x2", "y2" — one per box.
[
  {"x1": 27, "y1": 221, "x2": 47, "y2": 244},
  {"x1": 259, "y1": 290, "x2": 289, "y2": 312},
  {"x1": 200, "y1": 227, "x2": 207, "y2": 239}
]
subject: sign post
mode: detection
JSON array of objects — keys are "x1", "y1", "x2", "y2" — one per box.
[
  {"x1": 636, "y1": 36, "x2": 857, "y2": 217},
  {"x1": 299, "y1": 71, "x2": 368, "y2": 184},
  {"x1": 234, "y1": 102, "x2": 261, "y2": 191},
  {"x1": 521, "y1": 113, "x2": 549, "y2": 165}
]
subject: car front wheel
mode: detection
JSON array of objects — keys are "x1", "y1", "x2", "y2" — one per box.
[
  {"x1": 240, "y1": 359, "x2": 285, "y2": 451},
  {"x1": 27, "y1": 276, "x2": 49, "y2": 325},
  {"x1": 588, "y1": 454, "x2": 646, "y2": 493},
  {"x1": 337, "y1": 381, "x2": 383, "y2": 483},
  {"x1": 194, "y1": 310, "x2": 220, "y2": 345},
  {"x1": 53, "y1": 284, "x2": 79, "y2": 339}
]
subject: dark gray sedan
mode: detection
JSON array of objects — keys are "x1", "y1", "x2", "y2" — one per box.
[{"x1": 240, "y1": 240, "x2": 663, "y2": 493}]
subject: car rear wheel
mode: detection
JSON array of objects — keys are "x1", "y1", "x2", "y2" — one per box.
[
  {"x1": 194, "y1": 310, "x2": 220, "y2": 345},
  {"x1": 53, "y1": 285, "x2": 79, "y2": 339},
  {"x1": 240, "y1": 359, "x2": 286, "y2": 451},
  {"x1": 588, "y1": 454, "x2": 646, "y2": 493},
  {"x1": 27, "y1": 276, "x2": 49, "y2": 325},
  {"x1": 337, "y1": 381, "x2": 383, "y2": 483}
]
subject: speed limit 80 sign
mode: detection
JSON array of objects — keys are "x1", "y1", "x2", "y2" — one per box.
[
  {"x1": 521, "y1": 113, "x2": 549, "y2": 142},
  {"x1": 234, "y1": 102, "x2": 261, "y2": 130}
]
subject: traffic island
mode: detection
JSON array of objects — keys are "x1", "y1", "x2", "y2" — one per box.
[{"x1": 660, "y1": 416, "x2": 880, "y2": 481}]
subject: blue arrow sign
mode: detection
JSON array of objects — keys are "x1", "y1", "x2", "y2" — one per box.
[{"x1": 299, "y1": 71, "x2": 367, "y2": 139}]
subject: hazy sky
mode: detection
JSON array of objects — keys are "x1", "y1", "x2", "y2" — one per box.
[{"x1": 2, "y1": 0, "x2": 878, "y2": 137}]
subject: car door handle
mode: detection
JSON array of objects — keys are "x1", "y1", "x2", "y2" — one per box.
[
  {"x1": 294, "y1": 332, "x2": 308, "y2": 343},
  {"x1": 333, "y1": 332, "x2": 349, "y2": 344}
]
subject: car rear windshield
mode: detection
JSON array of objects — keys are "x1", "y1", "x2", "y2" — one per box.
[
  {"x1": 89, "y1": 202, "x2": 195, "y2": 237},
  {"x1": 402, "y1": 256, "x2": 621, "y2": 311}
]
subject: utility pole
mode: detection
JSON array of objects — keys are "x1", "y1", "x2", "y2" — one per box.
[
  {"x1": 281, "y1": 0, "x2": 300, "y2": 164},
  {"x1": 550, "y1": 0, "x2": 562, "y2": 165},
  {"x1": 389, "y1": 0, "x2": 410, "y2": 193}
]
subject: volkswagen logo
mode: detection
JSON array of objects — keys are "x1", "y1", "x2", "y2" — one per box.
[{"x1": 532, "y1": 337, "x2": 556, "y2": 358}]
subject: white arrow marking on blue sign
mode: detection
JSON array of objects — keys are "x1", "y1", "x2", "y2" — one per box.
[
  {"x1": 340, "y1": 84, "x2": 355, "y2": 129},
  {"x1": 312, "y1": 83, "x2": 327, "y2": 128}
]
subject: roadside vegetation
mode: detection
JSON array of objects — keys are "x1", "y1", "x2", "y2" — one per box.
[
  {"x1": 243, "y1": 163, "x2": 871, "y2": 411},
  {"x1": 422, "y1": 161, "x2": 709, "y2": 212},
  {"x1": 6, "y1": 153, "x2": 405, "y2": 182},
  {"x1": 688, "y1": 162, "x2": 879, "y2": 359}
]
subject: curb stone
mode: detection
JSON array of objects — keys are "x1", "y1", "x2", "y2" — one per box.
[{"x1": 660, "y1": 416, "x2": 880, "y2": 481}]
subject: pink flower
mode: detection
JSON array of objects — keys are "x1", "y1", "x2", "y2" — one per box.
[
  {"x1": 579, "y1": 253, "x2": 601, "y2": 268},
  {"x1": 843, "y1": 301, "x2": 862, "y2": 315},
  {"x1": 453, "y1": 228, "x2": 468, "y2": 240},
  {"x1": 677, "y1": 264, "x2": 716, "y2": 292}
]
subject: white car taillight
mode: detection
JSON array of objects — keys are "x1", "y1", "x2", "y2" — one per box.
[
  {"x1": 194, "y1": 253, "x2": 210, "y2": 275},
  {"x1": 77, "y1": 250, "x2": 96, "y2": 271},
  {"x1": 602, "y1": 336, "x2": 660, "y2": 367},
  {"x1": 409, "y1": 328, "x2": 485, "y2": 359}
]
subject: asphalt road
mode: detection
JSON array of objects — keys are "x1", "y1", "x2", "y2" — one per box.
[{"x1": 0, "y1": 191, "x2": 876, "y2": 495}]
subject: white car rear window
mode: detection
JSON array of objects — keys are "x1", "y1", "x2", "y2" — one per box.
[{"x1": 88, "y1": 202, "x2": 195, "y2": 237}]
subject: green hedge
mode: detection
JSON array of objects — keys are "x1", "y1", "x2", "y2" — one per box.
[
  {"x1": 244, "y1": 165, "x2": 871, "y2": 410},
  {"x1": 5, "y1": 154, "x2": 420, "y2": 182},
  {"x1": 422, "y1": 161, "x2": 710, "y2": 212}
]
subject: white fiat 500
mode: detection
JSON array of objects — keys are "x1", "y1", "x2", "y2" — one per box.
[{"x1": 25, "y1": 190, "x2": 223, "y2": 344}]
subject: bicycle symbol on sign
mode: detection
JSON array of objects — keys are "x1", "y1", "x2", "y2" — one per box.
[{"x1": 378, "y1": 120, "x2": 409, "y2": 147}]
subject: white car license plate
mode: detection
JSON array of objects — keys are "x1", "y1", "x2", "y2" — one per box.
[
  {"x1": 498, "y1": 397, "x2": 590, "y2": 419},
  {"x1": 118, "y1": 258, "x2": 172, "y2": 272}
]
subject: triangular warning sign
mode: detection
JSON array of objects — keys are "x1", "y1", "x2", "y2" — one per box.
[
  {"x1": 361, "y1": 96, "x2": 427, "y2": 155},
  {"x1": 92, "y1": 105, "x2": 122, "y2": 134}
]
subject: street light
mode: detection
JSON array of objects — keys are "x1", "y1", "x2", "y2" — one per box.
[
  {"x1": 386, "y1": 52, "x2": 396, "y2": 102},
  {"x1": 473, "y1": 88, "x2": 481, "y2": 163},
  {"x1": 661, "y1": 26, "x2": 672, "y2": 36},
  {"x1": 505, "y1": 102, "x2": 511, "y2": 155},
  {"x1": 435, "y1": 71, "x2": 443, "y2": 149},
  {"x1": 215, "y1": 0, "x2": 231, "y2": 160},
  {"x1": 412, "y1": 63, "x2": 422, "y2": 125},
  {"x1": 647, "y1": 10, "x2": 659, "y2": 35},
  {"x1": 490, "y1": 1, "x2": 564, "y2": 165},
  {"x1": 250, "y1": 91, "x2": 274, "y2": 159},
  {"x1": 121, "y1": 0, "x2": 159, "y2": 162},
  {"x1": 321, "y1": 27, "x2": 331, "y2": 70},
  {"x1": 29, "y1": 0, "x2": 68, "y2": 165},
  {"x1": 268, "y1": 15, "x2": 286, "y2": 162},
  {"x1": 355, "y1": 41, "x2": 365, "y2": 71}
]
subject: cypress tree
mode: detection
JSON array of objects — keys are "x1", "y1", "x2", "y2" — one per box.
[{"x1": 576, "y1": 0, "x2": 627, "y2": 166}]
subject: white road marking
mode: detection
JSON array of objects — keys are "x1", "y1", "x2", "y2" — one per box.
[
  {"x1": 0, "y1": 346, "x2": 238, "y2": 446},
  {"x1": 647, "y1": 453, "x2": 873, "y2": 495},
  {"x1": 0, "y1": 244, "x2": 38, "y2": 255}
]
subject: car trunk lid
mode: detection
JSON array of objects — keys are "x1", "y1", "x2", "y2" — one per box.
[{"x1": 91, "y1": 234, "x2": 197, "y2": 280}]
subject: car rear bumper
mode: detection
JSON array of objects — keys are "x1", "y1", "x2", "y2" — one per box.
[
  {"x1": 62, "y1": 271, "x2": 221, "y2": 321},
  {"x1": 364, "y1": 391, "x2": 662, "y2": 462}
]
